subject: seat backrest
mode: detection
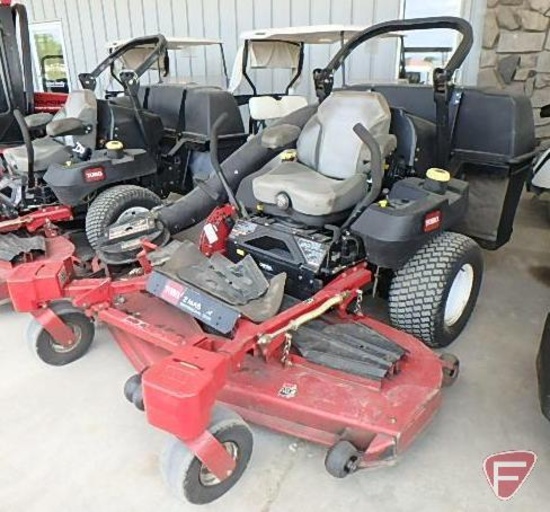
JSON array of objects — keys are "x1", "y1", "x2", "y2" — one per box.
[
  {"x1": 297, "y1": 90, "x2": 393, "y2": 180},
  {"x1": 52, "y1": 89, "x2": 98, "y2": 148},
  {"x1": 249, "y1": 95, "x2": 308, "y2": 121}
]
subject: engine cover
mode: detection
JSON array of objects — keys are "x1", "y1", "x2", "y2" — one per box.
[{"x1": 226, "y1": 217, "x2": 362, "y2": 298}]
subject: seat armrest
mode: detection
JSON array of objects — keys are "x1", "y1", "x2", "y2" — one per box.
[
  {"x1": 46, "y1": 117, "x2": 89, "y2": 138},
  {"x1": 375, "y1": 133, "x2": 398, "y2": 158},
  {"x1": 25, "y1": 112, "x2": 54, "y2": 130},
  {"x1": 260, "y1": 124, "x2": 301, "y2": 150}
]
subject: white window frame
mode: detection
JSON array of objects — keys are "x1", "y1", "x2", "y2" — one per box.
[{"x1": 28, "y1": 20, "x2": 71, "y2": 92}]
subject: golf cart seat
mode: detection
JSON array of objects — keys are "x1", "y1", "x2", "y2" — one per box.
[
  {"x1": 249, "y1": 95, "x2": 309, "y2": 124},
  {"x1": 249, "y1": 90, "x2": 396, "y2": 223},
  {"x1": 4, "y1": 90, "x2": 97, "y2": 176}
]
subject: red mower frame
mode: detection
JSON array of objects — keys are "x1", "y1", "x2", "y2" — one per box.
[
  {"x1": 6, "y1": 243, "x2": 458, "y2": 503},
  {"x1": 0, "y1": 206, "x2": 74, "y2": 301}
]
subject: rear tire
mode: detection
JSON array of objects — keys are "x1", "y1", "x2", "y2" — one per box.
[
  {"x1": 160, "y1": 406, "x2": 253, "y2": 504},
  {"x1": 388, "y1": 232, "x2": 483, "y2": 348},
  {"x1": 85, "y1": 185, "x2": 162, "y2": 249}
]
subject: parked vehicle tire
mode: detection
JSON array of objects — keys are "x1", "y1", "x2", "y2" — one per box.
[
  {"x1": 27, "y1": 302, "x2": 95, "y2": 366},
  {"x1": 123, "y1": 373, "x2": 145, "y2": 410},
  {"x1": 85, "y1": 185, "x2": 162, "y2": 249},
  {"x1": 325, "y1": 440, "x2": 361, "y2": 478},
  {"x1": 440, "y1": 353, "x2": 460, "y2": 387},
  {"x1": 160, "y1": 406, "x2": 253, "y2": 504},
  {"x1": 388, "y1": 231, "x2": 483, "y2": 348}
]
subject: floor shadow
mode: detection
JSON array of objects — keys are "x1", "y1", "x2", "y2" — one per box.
[{"x1": 529, "y1": 266, "x2": 550, "y2": 287}]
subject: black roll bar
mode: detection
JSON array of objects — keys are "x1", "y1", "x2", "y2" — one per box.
[
  {"x1": 314, "y1": 17, "x2": 473, "y2": 101},
  {"x1": 12, "y1": 3, "x2": 34, "y2": 114},
  {"x1": 78, "y1": 34, "x2": 168, "y2": 92}
]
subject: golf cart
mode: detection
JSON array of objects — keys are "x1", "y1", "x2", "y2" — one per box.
[
  {"x1": 0, "y1": 33, "x2": 247, "y2": 251},
  {"x1": 105, "y1": 36, "x2": 230, "y2": 97},
  {"x1": 528, "y1": 104, "x2": 550, "y2": 218},
  {"x1": 230, "y1": 25, "x2": 405, "y2": 133}
]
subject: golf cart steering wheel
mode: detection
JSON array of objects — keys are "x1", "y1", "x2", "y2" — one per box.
[
  {"x1": 78, "y1": 34, "x2": 168, "y2": 92},
  {"x1": 314, "y1": 16, "x2": 473, "y2": 100}
]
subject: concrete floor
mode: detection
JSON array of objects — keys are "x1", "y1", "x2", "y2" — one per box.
[{"x1": 2, "y1": 195, "x2": 550, "y2": 512}]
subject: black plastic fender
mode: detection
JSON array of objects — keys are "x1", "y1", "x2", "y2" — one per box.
[
  {"x1": 351, "y1": 177, "x2": 468, "y2": 269},
  {"x1": 44, "y1": 149, "x2": 157, "y2": 206}
]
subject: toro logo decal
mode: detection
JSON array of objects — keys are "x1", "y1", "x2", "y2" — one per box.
[
  {"x1": 423, "y1": 210, "x2": 441, "y2": 232},
  {"x1": 483, "y1": 450, "x2": 536, "y2": 501},
  {"x1": 160, "y1": 281, "x2": 186, "y2": 305},
  {"x1": 83, "y1": 166, "x2": 106, "y2": 183}
]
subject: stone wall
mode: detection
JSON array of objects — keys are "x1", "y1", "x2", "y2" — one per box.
[{"x1": 479, "y1": 0, "x2": 550, "y2": 145}]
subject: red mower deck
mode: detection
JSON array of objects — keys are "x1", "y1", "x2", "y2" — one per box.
[
  {"x1": 0, "y1": 231, "x2": 74, "y2": 302},
  {"x1": 6, "y1": 251, "x2": 457, "y2": 502}
]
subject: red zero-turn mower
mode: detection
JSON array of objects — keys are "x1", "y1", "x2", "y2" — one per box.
[
  {"x1": 0, "y1": 9, "x2": 247, "y2": 300},
  {"x1": 6, "y1": 17, "x2": 535, "y2": 504}
]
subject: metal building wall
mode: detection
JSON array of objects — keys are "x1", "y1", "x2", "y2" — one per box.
[{"x1": 21, "y1": 0, "x2": 402, "y2": 96}]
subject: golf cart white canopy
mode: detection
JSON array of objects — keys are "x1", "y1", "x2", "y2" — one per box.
[
  {"x1": 106, "y1": 36, "x2": 223, "y2": 51},
  {"x1": 238, "y1": 25, "x2": 367, "y2": 44},
  {"x1": 229, "y1": 25, "x2": 369, "y2": 92},
  {"x1": 106, "y1": 36, "x2": 227, "y2": 81}
]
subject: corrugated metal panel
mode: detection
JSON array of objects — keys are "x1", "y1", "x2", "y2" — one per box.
[{"x1": 20, "y1": 0, "x2": 402, "y2": 96}]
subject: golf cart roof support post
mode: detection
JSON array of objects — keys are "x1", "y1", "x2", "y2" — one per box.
[
  {"x1": 285, "y1": 42, "x2": 305, "y2": 95},
  {"x1": 219, "y1": 43, "x2": 229, "y2": 88},
  {"x1": 398, "y1": 35, "x2": 407, "y2": 79},
  {"x1": 340, "y1": 31, "x2": 346, "y2": 86},
  {"x1": 241, "y1": 41, "x2": 257, "y2": 95}
]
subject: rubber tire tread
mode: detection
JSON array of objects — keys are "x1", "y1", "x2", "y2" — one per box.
[
  {"x1": 388, "y1": 232, "x2": 483, "y2": 348},
  {"x1": 85, "y1": 185, "x2": 162, "y2": 249}
]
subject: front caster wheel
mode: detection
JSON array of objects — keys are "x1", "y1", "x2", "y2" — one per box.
[
  {"x1": 325, "y1": 440, "x2": 361, "y2": 478},
  {"x1": 27, "y1": 302, "x2": 95, "y2": 366},
  {"x1": 160, "y1": 406, "x2": 253, "y2": 504},
  {"x1": 124, "y1": 374, "x2": 144, "y2": 411},
  {"x1": 440, "y1": 353, "x2": 460, "y2": 387}
]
